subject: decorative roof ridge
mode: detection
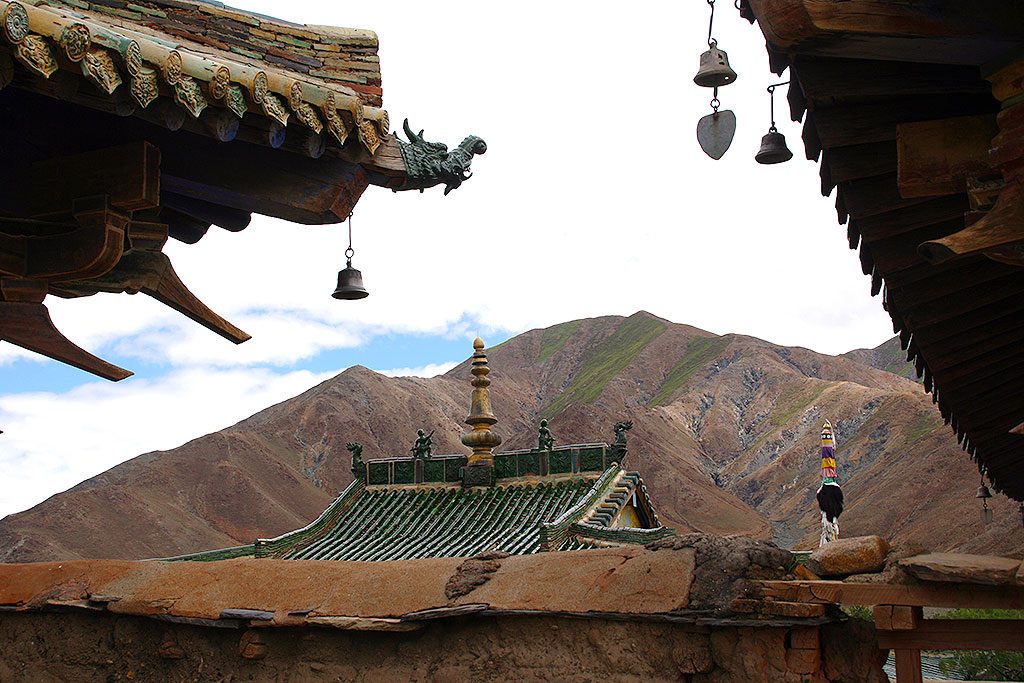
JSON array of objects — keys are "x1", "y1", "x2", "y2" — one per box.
[
  {"x1": 1, "y1": 0, "x2": 390, "y2": 151},
  {"x1": 252, "y1": 477, "x2": 366, "y2": 559},
  {"x1": 538, "y1": 465, "x2": 622, "y2": 551},
  {"x1": 364, "y1": 472, "x2": 601, "y2": 491},
  {"x1": 364, "y1": 442, "x2": 611, "y2": 463}
]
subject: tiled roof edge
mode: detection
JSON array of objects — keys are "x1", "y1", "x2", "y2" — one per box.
[
  {"x1": 538, "y1": 465, "x2": 621, "y2": 551},
  {"x1": 254, "y1": 478, "x2": 366, "y2": 558},
  {"x1": 1, "y1": 0, "x2": 389, "y2": 150},
  {"x1": 154, "y1": 543, "x2": 255, "y2": 562},
  {"x1": 569, "y1": 523, "x2": 676, "y2": 547}
]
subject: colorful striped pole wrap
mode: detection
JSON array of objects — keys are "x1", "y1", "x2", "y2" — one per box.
[{"x1": 820, "y1": 420, "x2": 837, "y2": 485}]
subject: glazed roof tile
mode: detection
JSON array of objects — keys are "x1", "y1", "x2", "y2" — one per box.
[{"x1": 171, "y1": 450, "x2": 675, "y2": 563}]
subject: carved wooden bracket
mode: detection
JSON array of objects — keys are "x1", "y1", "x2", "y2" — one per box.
[
  {"x1": 919, "y1": 182, "x2": 1024, "y2": 264},
  {"x1": 0, "y1": 196, "x2": 128, "y2": 280},
  {"x1": 0, "y1": 278, "x2": 132, "y2": 381}
]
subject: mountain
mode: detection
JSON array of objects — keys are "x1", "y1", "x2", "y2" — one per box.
[
  {"x1": 841, "y1": 336, "x2": 919, "y2": 382},
  {"x1": 2, "y1": 312, "x2": 1021, "y2": 563}
]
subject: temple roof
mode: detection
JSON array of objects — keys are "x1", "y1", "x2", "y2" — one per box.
[
  {"x1": 0, "y1": 0, "x2": 486, "y2": 381},
  {"x1": 741, "y1": 0, "x2": 1024, "y2": 501},
  {"x1": 170, "y1": 451, "x2": 674, "y2": 563}
]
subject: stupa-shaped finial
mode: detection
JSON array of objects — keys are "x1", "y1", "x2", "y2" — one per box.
[{"x1": 461, "y1": 337, "x2": 501, "y2": 485}]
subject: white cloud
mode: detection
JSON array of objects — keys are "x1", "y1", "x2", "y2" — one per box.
[
  {"x1": 0, "y1": 366, "x2": 340, "y2": 517},
  {"x1": 1, "y1": 0, "x2": 901, "y2": 517},
  {"x1": 377, "y1": 361, "x2": 459, "y2": 378}
]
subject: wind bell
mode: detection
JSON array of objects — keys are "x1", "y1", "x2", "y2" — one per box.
[
  {"x1": 695, "y1": 0, "x2": 737, "y2": 160},
  {"x1": 755, "y1": 82, "x2": 794, "y2": 164},
  {"x1": 976, "y1": 477, "x2": 993, "y2": 525},
  {"x1": 332, "y1": 213, "x2": 369, "y2": 300}
]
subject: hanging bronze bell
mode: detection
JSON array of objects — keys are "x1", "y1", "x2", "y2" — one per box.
[
  {"x1": 976, "y1": 484, "x2": 992, "y2": 499},
  {"x1": 693, "y1": 46, "x2": 737, "y2": 88},
  {"x1": 755, "y1": 129, "x2": 793, "y2": 164},
  {"x1": 332, "y1": 260, "x2": 368, "y2": 300}
]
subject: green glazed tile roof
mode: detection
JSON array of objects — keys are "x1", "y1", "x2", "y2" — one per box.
[
  {"x1": 282, "y1": 477, "x2": 597, "y2": 561},
  {"x1": 170, "y1": 457, "x2": 676, "y2": 563}
]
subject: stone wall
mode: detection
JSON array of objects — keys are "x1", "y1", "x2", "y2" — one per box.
[{"x1": 0, "y1": 611, "x2": 886, "y2": 682}]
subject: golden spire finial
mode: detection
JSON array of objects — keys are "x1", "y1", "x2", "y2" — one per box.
[{"x1": 461, "y1": 337, "x2": 501, "y2": 470}]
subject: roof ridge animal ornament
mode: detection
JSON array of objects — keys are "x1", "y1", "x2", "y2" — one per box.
[
  {"x1": 816, "y1": 420, "x2": 843, "y2": 546},
  {"x1": 610, "y1": 420, "x2": 633, "y2": 462},
  {"x1": 346, "y1": 442, "x2": 364, "y2": 480},
  {"x1": 396, "y1": 119, "x2": 487, "y2": 195}
]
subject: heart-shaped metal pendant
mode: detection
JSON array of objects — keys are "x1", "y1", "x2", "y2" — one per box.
[{"x1": 697, "y1": 109, "x2": 736, "y2": 160}]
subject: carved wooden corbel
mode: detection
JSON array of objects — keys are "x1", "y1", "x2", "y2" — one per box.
[{"x1": 0, "y1": 277, "x2": 132, "y2": 380}]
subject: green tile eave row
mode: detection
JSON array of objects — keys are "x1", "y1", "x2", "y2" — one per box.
[
  {"x1": 537, "y1": 466, "x2": 623, "y2": 550},
  {"x1": 254, "y1": 478, "x2": 367, "y2": 558},
  {"x1": 284, "y1": 477, "x2": 600, "y2": 561},
  {"x1": 157, "y1": 544, "x2": 256, "y2": 562}
]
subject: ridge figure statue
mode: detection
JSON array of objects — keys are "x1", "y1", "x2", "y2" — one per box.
[
  {"x1": 538, "y1": 419, "x2": 555, "y2": 452},
  {"x1": 411, "y1": 429, "x2": 434, "y2": 460}
]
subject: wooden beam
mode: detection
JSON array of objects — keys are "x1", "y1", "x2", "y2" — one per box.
[
  {"x1": 878, "y1": 620, "x2": 1024, "y2": 651},
  {"x1": 756, "y1": 580, "x2": 1024, "y2": 609},
  {"x1": 747, "y1": 0, "x2": 1024, "y2": 65},
  {"x1": 811, "y1": 95, "x2": 997, "y2": 149},
  {"x1": 5, "y1": 88, "x2": 374, "y2": 226},
  {"x1": 897, "y1": 115, "x2": 997, "y2": 198},
  {"x1": 873, "y1": 605, "x2": 922, "y2": 631},
  {"x1": 0, "y1": 198, "x2": 130, "y2": 281},
  {"x1": 794, "y1": 58, "x2": 990, "y2": 104},
  {"x1": 920, "y1": 182, "x2": 1024, "y2": 263},
  {"x1": 30, "y1": 141, "x2": 160, "y2": 216}
]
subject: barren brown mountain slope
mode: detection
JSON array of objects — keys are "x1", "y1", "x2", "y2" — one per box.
[{"x1": 1, "y1": 312, "x2": 1019, "y2": 562}]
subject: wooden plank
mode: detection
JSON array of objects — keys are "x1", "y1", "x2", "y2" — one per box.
[
  {"x1": 30, "y1": 142, "x2": 160, "y2": 216},
  {"x1": 852, "y1": 195, "x2": 969, "y2": 241},
  {"x1": 756, "y1": 580, "x2": 1024, "y2": 609},
  {"x1": 897, "y1": 115, "x2": 997, "y2": 198},
  {"x1": 894, "y1": 649, "x2": 923, "y2": 683},
  {"x1": 841, "y1": 174, "x2": 931, "y2": 219},
  {"x1": 822, "y1": 142, "x2": 896, "y2": 185},
  {"x1": 812, "y1": 95, "x2": 997, "y2": 149},
  {"x1": 747, "y1": 0, "x2": 1024, "y2": 65},
  {"x1": 795, "y1": 58, "x2": 990, "y2": 103},
  {"x1": 878, "y1": 620, "x2": 1024, "y2": 651}
]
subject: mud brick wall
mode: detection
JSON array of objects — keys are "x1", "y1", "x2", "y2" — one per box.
[{"x1": 0, "y1": 611, "x2": 886, "y2": 682}]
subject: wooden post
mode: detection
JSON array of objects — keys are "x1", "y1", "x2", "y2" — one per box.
[{"x1": 893, "y1": 649, "x2": 923, "y2": 683}]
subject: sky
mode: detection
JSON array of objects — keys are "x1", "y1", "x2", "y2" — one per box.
[{"x1": 0, "y1": 0, "x2": 896, "y2": 518}]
